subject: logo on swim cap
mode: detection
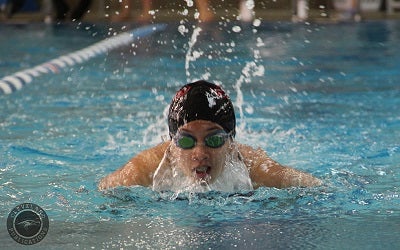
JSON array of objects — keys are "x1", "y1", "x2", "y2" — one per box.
[{"x1": 168, "y1": 80, "x2": 236, "y2": 138}]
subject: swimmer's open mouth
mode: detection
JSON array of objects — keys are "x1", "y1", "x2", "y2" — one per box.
[{"x1": 194, "y1": 166, "x2": 211, "y2": 179}]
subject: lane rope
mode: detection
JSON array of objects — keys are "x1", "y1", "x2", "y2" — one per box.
[{"x1": 0, "y1": 23, "x2": 166, "y2": 95}]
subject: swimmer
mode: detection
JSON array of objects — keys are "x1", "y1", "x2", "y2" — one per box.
[{"x1": 98, "y1": 80, "x2": 322, "y2": 192}]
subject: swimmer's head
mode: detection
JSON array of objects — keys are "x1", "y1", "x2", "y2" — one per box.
[{"x1": 168, "y1": 80, "x2": 236, "y2": 138}]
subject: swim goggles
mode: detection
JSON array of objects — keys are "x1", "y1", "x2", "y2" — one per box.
[{"x1": 174, "y1": 130, "x2": 230, "y2": 149}]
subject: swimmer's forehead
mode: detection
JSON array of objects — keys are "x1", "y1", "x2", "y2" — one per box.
[{"x1": 178, "y1": 120, "x2": 224, "y2": 133}]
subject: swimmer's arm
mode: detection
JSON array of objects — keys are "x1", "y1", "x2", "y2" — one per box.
[
  {"x1": 98, "y1": 142, "x2": 170, "y2": 190},
  {"x1": 238, "y1": 144, "x2": 322, "y2": 188}
]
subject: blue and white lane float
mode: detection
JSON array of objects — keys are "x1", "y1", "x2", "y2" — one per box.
[{"x1": 0, "y1": 24, "x2": 166, "y2": 95}]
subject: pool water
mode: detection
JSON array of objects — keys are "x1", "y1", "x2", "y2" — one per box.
[{"x1": 1, "y1": 20, "x2": 399, "y2": 249}]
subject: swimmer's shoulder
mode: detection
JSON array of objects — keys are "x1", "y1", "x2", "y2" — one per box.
[
  {"x1": 144, "y1": 140, "x2": 170, "y2": 155},
  {"x1": 98, "y1": 141, "x2": 171, "y2": 190},
  {"x1": 134, "y1": 141, "x2": 171, "y2": 168},
  {"x1": 236, "y1": 143, "x2": 268, "y2": 162}
]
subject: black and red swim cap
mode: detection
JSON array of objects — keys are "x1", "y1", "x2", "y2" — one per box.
[{"x1": 168, "y1": 80, "x2": 236, "y2": 138}]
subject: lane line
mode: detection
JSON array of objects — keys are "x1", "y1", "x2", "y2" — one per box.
[{"x1": 0, "y1": 24, "x2": 166, "y2": 95}]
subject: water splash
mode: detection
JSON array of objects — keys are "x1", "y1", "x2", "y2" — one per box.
[
  {"x1": 234, "y1": 60, "x2": 265, "y2": 134},
  {"x1": 184, "y1": 26, "x2": 203, "y2": 81},
  {"x1": 141, "y1": 105, "x2": 170, "y2": 146},
  {"x1": 239, "y1": 0, "x2": 255, "y2": 22},
  {"x1": 152, "y1": 143, "x2": 253, "y2": 196}
]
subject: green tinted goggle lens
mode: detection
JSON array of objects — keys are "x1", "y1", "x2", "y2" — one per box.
[
  {"x1": 175, "y1": 131, "x2": 229, "y2": 149},
  {"x1": 177, "y1": 136, "x2": 196, "y2": 149}
]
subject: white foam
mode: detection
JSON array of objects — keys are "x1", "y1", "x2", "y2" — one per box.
[{"x1": 152, "y1": 143, "x2": 253, "y2": 194}]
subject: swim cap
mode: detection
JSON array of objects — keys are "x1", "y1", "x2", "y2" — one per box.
[{"x1": 168, "y1": 80, "x2": 236, "y2": 138}]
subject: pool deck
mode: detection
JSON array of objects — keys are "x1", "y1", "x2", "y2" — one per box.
[{"x1": 2, "y1": 5, "x2": 400, "y2": 25}]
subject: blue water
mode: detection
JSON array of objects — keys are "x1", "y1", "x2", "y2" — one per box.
[{"x1": 1, "y1": 20, "x2": 400, "y2": 249}]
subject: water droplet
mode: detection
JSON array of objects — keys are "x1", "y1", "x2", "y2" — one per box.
[
  {"x1": 185, "y1": 0, "x2": 194, "y2": 7},
  {"x1": 253, "y1": 19, "x2": 261, "y2": 27},
  {"x1": 178, "y1": 25, "x2": 188, "y2": 35},
  {"x1": 232, "y1": 26, "x2": 241, "y2": 33},
  {"x1": 256, "y1": 37, "x2": 265, "y2": 47}
]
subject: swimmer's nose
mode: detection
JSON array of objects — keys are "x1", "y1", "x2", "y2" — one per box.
[{"x1": 191, "y1": 145, "x2": 209, "y2": 162}]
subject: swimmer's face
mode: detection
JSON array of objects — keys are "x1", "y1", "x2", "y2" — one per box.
[{"x1": 170, "y1": 120, "x2": 232, "y2": 184}]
